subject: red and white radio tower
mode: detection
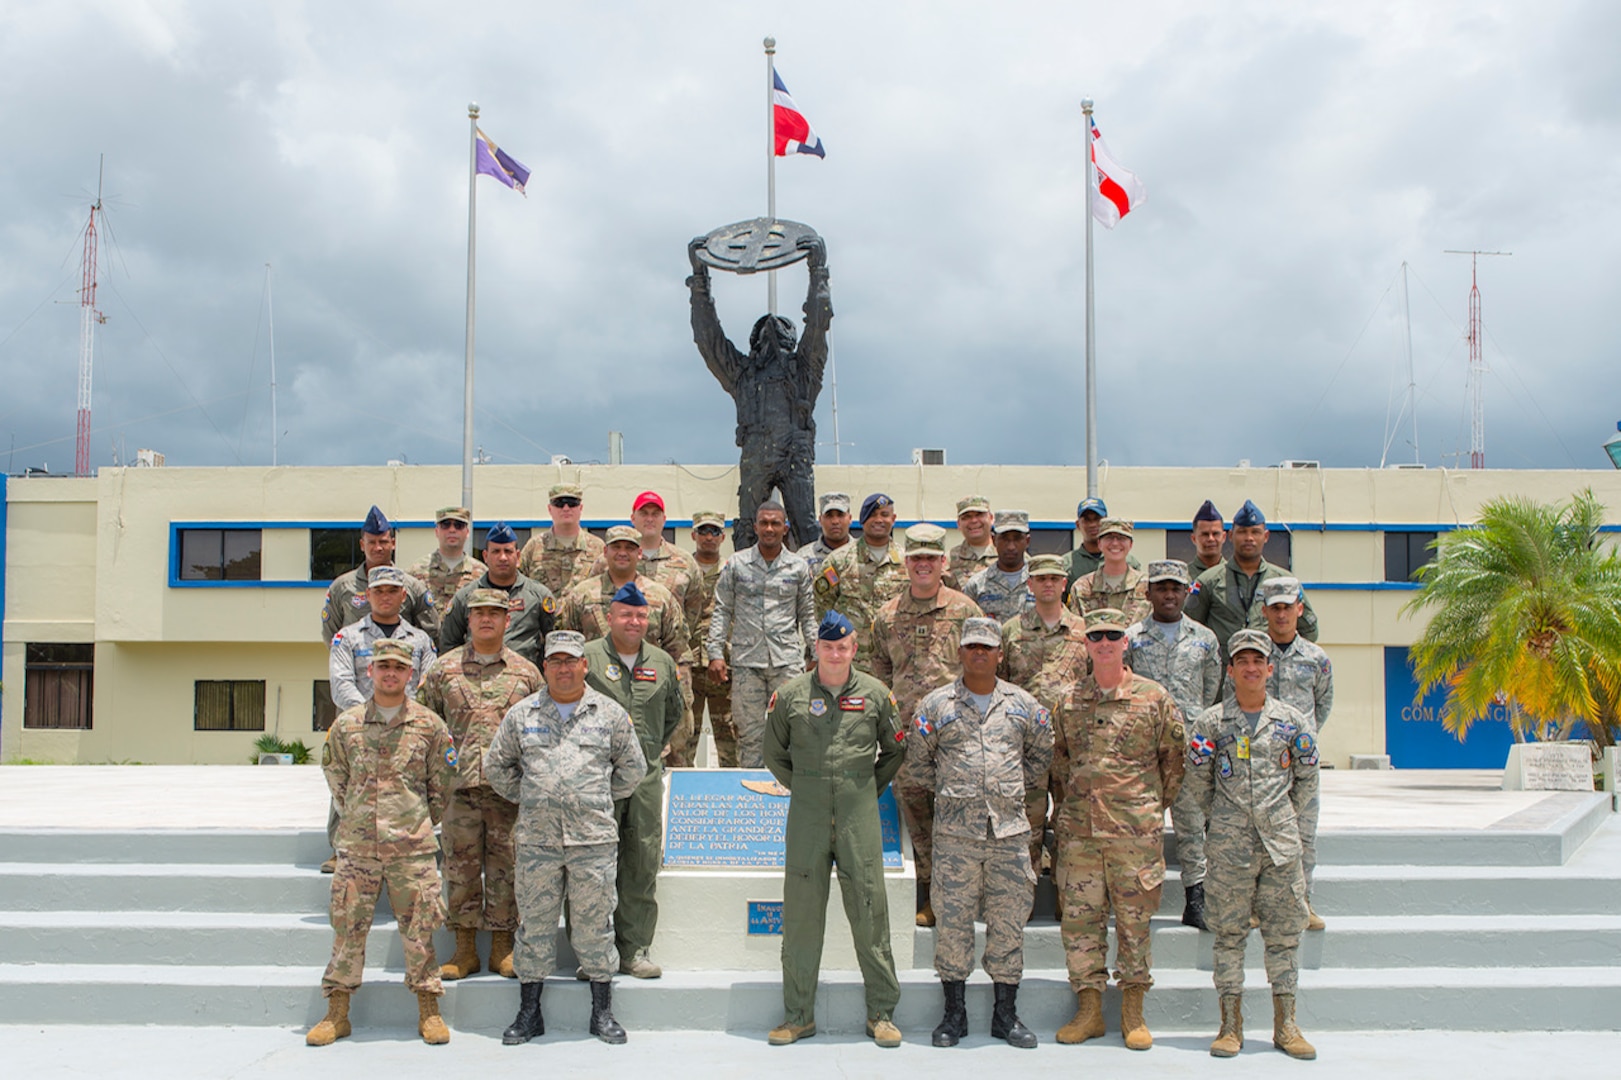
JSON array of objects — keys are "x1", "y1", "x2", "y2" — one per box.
[
  {"x1": 74, "y1": 160, "x2": 107, "y2": 477},
  {"x1": 1445, "y1": 249, "x2": 1510, "y2": 470}
]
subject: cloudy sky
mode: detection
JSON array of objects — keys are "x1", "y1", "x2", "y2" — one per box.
[{"x1": 1, "y1": 1, "x2": 1617, "y2": 476}]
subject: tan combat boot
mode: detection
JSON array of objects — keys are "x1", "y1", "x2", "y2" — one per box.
[
  {"x1": 439, "y1": 928, "x2": 481, "y2": 980},
  {"x1": 489, "y1": 930, "x2": 516, "y2": 978},
  {"x1": 915, "y1": 878, "x2": 936, "y2": 928},
  {"x1": 767, "y1": 1020, "x2": 816, "y2": 1045},
  {"x1": 1120, "y1": 985, "x2": 1153, "y2": 1050},
  {"x1": 1306, "y1": 902, "x2": 1326, "y2": 932},
  {"x1": 1209, "y1": 993, "x2": 1243, "y2": 1057},
  {"x1": 418, "y1": 991, "x2": 451, "y2": 1044},
  {"x1": 1055, "y1": 988, "x2": 1106, "y2": 1044},
  {"x1": 305, "y1": 989, "x2": 352, "y2": 1047},
  {"x1": 1272, "y1": 993, "x2": 1316, "y2": 1059},
  {"x1": 867, "y1": 1017, "x2": 902, "y2": 1048}
]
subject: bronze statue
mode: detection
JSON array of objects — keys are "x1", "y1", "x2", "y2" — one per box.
[{"x1": 687, "y1": 220, "x2": 831, "y2": 549}]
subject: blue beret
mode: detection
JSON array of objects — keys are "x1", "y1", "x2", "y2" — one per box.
[
  {"x1": 1193, "y1": 499, "x2": 1223, "y2": 524},
  {"x1": 1232, "y1": 499, "x2": 1266, "y2": 528},
  {"x1": 859, "y1": 493, "x2": 893, "y2": 524},
  {"x1": 1076, "y1": 496, "x2": 1107, "y2": 518},
  {"x1": 486, "y1": 521, "x2": 518, "y2": 545},
  {"x1": 818, "y1": 610, "x2": 855, "y2": 641},
  {"x1": 361, "y1": 505, "x2": 391, "y2": 535},
  {"x1": 611, "y1": 581, "x2": 648, "y2": 607}
]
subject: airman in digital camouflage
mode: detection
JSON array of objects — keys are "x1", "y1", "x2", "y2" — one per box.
[
  {"x1": 1067, "y1": 518, "x2": 1150, "y2": 626},
  {"x1": 911, "y1": 617, "x2": 1053, "y2": 1049},
  {"x1": 961, "y1": 509, "x2": 1035, "y2": 623},
  {"x1": 1184, "y1": 629, "x2": 1319, "y2": 1060},
  {"x1": 407, "y1": 506, "x2": 486, "y2": 635},
  {"x1": 321, "y1": 505, "x2": 437, "y2": 645},
  {"x1": 796, "y1": 491, "x2": 853, "y2": 578},
  {"x1": 517, "y1": 483, "x2": 606, "y2": 597},
  {"x1": 1051, "y1": 608, "x2": 1185, "y2": 1052},
  {"x1": 415, "y1": 588, "x2": 541, "y2": 982},
  {"x1": 812, "y1": 493, "x2": 908, "y2": 665},
  {"x1": 307, "y1": 638, "x2": 456, "y2": 1048},
  {"x1": 484, "y1": 630, "x2": 646, "y2": 1047}
]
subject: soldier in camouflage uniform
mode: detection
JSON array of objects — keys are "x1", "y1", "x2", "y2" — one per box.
[
  {"x1": 1183, "y1": 629, "x2": 1319, "y2": 1060},
  {"x1": 558, "y1": 526, "x2": 690, "y2": 689},
  {"x1": 582, "y1": 583, "x2": 684, "y2": 979},
  {"x1": 407, "y1": 506, "x2": 486, "y2": 636},
  {"x1": 869, "y1": 523, "x2": 983, "y2": 926},
  {"x1": 439, "y1": 522, "x2": 557, "y2": 667},
  {"x1": 1261, "y1": 576, "x2": 1333, "y2": 931},
  {"x1": 416, "y1": 589, "x2": 542, "y2": 982},
  {"x1": 321, "y1": 505, "x2": 438, "y2": 644},
  {"x1": 1185, "y1": 499, "x2": 1319, "y2": 653},
  {"x1": 910, "y1": 617, "x2": 1053, "y2": 1049},
  {"x1": 1067, "y1": 518, "x2": 1150, "y2": 625},
  {"x1": 518, "y1": 483, "x2": 606, "y2": 597},
  {"x1": 707, "y1": 501, "x2": 818, "y2": 768},
  {"x1": 764, "y1": 611, "x2": 907, "y2": 1049},
  {"x1": 961, "y1": 509, "x2": 1035, "y2": 623},
  {"x1": 1126, "y1": 560, "x2": 1222, "y2": 931},
  {"x1": 946, "y1": 495, "x2": 996, "y2": 589},
  {"x1": 685, "y1": 509, "x2": 737, "y2": 766},
  {"x1": 307, "y1": 638, "x2": 456, "y2": 1048},
  {"x1": 1051, "y1": 608, "x2": 1186, "y2": 1052},
  {"x1": 796, "y1": 491, "x2": 853, "y2": 577},
  {"x1": 484, "y1": 630, "x2": 646, "y2": 1046},
  {"x1": 812, "y1": 493, "x2": 907, "y2": 664},
  {"x1": 999, "y1": 553, "x2": 1091, "y2": 873}
]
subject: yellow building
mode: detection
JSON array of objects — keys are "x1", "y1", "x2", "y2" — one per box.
[{"x1": 4, "y1": 462, "x2": 1617, "y2": 767}]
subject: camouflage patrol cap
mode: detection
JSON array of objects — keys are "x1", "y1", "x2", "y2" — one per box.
[
  {"x1": 544, "y1": 630, "x2": 587, "y2": 658},
  {"x1": 960, "y1": 616, "x2": 1003, "y2": 648},
  {"x1": 691, "y1": 510, "x2": 726, "y2": 529},
  {"x1": 992, "y1": 509, "x2": 1030, "y2": 534},
  {"x1": 1098, "y1": 518, "x2": 1134, "y2": 539},
  {"x1": 548, "y1": 482, "x2": 583, "y2": 501},
  {"x1": 1262, "y1": 576, "x2": 1302, "y2": 606},
  {"x1": 1147, "y1": 560, "x2": 1191, "y2": 585},
  {"x1": 956, "y1": 495, "x2": 991, "y2": 517},
  {"x1": 902, "y1": 522, "x2": 948, "y2": 556},
  {"x1": 370, "y1": 638, "x2": 415, "y2": 666},
  {"x1": 1228, "y1": 628, "x2": 1273, "y2": 658},
  {"x1": 818, "y1": 492, "x2": 852, "y2": 515},
  {"x1": 435, "y1": 506, "x2": 472, "y2": 525},
  {"x1": 367, "y1": 565, "x2": 408, "y2": 589},
  {"x1": 604, "y1": 524, "x2": 641, "y2": 546},
  {"x1": 1083, "y1": 607, "x2": 1129, "y2": 633},
  {"x1": 1027, "y1": 553, "x2": 1067, "y2": 578},
  {"x1": 466, "y1": 588, "x2": 512, "y2": 610}
]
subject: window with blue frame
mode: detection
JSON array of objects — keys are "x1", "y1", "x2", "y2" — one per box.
[{"x1": 178, "y1": 529, "x2": 262, "y2": 581}]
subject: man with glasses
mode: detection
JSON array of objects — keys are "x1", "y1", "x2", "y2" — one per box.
[
  {"x1": 322, "y1": 505, "x2": 437, "y2": 645},
  {"x1": 1051, "y1": 608, "x2": 1185, "y2": 1052},
  {"x1": 684, "y1": 510, "x2": 738, "y2": 766},
  {"x1": 440, "y1": 522, "x2": 557, "y2": 667},
  {"x1": 408, "y1": 506, "x2": 486, "y2": 634},
  {"x1": 519, "y1": 483, "x2": 605, "y2": 598}
]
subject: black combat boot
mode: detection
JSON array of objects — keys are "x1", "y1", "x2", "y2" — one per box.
[
  {"x1": 501, "y1": 981, "x2": 544, "y2": 1045},
  {"x1": 990, "y1": 981, "x2": 1038, "y2": 1048},
  {"x1": 931, "y1": 980, "x2": 968, "y2": 1047},
  {"x1": 589, "y1": 980, "x2": 627, "y2": 1044},
  {"x1": 1182, "y1": 881, "x2": 1210, "y2": 931}
]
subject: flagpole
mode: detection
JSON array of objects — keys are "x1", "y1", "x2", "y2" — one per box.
[
  {"x1": 1081, "y1": 98, "x2": 1098, "y2": 499},
  {"x1": 462, "y1": 102, "x2": 479, "y2": 511},
  {"x1": 765, "y1": 35, "x2": 778, "y2": 318}
]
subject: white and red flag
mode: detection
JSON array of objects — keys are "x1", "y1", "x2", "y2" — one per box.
[
  {"x1": 1089, "y1": 117, "x2": 1144, "y2": 228},
  {"x1": 773, "y1": 70, "x2": 825, "y2": 158}
]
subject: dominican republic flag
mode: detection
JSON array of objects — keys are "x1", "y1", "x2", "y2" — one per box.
[
  {"x1": 475, "y1": 128, "x2": 531, "y2": 194},
  {"x1": 773, "y1": 70, "x2": 825, "y2": 158},
  {"x1": 1089, "y1": 117, "x2": 1144, "y2": 229}
]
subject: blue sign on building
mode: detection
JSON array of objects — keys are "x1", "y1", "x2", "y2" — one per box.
[
  {"x1": 1383, "y1": 646, "x2": 1517, "y2": 768},
  {"x1": 746, "y1": 900, "x2": 784, "y2": 935}
]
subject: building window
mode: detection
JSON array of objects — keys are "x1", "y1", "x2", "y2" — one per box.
[
  {"x1": 24, "y1": 643, "x2": 94, "y2": 730},
  {"x1": 310, "y1": 529, "x2": 362, "y2": 582},
  {"x1": 178, "y1": 529, "x2": 263, "y2": 581},
  {"x1": 194, "y1": 680, "x2": 266, "y2": 731},
  {"x1": 473, "y1": 526, "x2": 533, "y2": 561},
  {"x1": 312, "y1": 680, "x2": 339, "y2": 732},
  {"x1": 1385, "y1": 531, "x2": 1439, "y2": 582},
  {"x1": 1026, "y1": 529, "x2": 1073, "y2": 557},
  {"x1": 1164, "y1": 528, "x2": 1290, "y2": 571}
]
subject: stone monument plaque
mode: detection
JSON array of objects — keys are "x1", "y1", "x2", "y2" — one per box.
[
  {"x1": 1510, "y1": 741, "x2": 1594, "y2": 792},
  {"x1": 663, "y1": 768, "x2": 904, "y2": 870}
]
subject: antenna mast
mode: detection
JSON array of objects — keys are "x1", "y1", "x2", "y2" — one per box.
[
  {"x1": 265, "y1": 263, "x2": 279, "y2": 466},
  {"x1": 75, "y1": 157, "x2": 107, "y2": 477},
  {"x1": 1444, "y1": 249, "x2": 1510, "y2": 469}
]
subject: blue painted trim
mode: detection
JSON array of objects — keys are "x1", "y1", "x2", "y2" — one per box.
[
  {"x1": 1, "y1": 474, "x2": 8, "y2": 664},
  {"x1": 1139, "y1": 520, "x2": 1621, "y2": 534},
  {"x1": 1302, "y1": 581, "x2": 1422, "y2": 592}
]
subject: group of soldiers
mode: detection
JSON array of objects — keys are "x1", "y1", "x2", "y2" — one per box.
[{"x1": 308, "y1": 483, "x2": 1331, "y2": 1059}]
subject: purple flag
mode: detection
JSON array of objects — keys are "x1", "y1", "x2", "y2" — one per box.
[{"x1": 475, "y1": 128, "x2": 530, "y2": 195}]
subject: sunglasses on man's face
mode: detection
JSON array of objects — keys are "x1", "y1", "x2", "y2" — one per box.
[
  {"x1": 694, "y1": 526, "x2": 724, "y2": 537},
  {"x1": 1085, "y1": 630, "x2": 1126, "y2": 643},
  {"x1": 437, "y1": 520, "x2": 469, "y2": 530},
  {"x1": 550, "y1": 498, "x2": 582, "y2": 509}
]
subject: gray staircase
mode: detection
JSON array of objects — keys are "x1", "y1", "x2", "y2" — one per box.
[{"x1": 1, "y1": 792, "x2": 1617, "y2": 1035}]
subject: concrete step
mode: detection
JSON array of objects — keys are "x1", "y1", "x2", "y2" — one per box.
[
  {"x1": 0, "y1": 829, "x2": 331, "y2": 867},
  {"x1": 0, "y1": 863, "x2": 332, "y2": 913},
  {"x1": 0, "y1": 963, "x2": 1616, "y2": 1033}
]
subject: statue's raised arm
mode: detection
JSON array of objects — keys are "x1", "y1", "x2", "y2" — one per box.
[
  {"x1": 795, "y1": 234, "x2": 833, "y2": 397},
  {"x1": 687, "y1": 235, "x2": 744, "y2": 395}
]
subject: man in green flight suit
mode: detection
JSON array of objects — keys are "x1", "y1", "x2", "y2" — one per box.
[
  {"x1": 763, "y1": 610, "x2": 908, "y2": 1049},
  {"x1": 581, "y1": 581, "x2": 684, "y2": 980}
]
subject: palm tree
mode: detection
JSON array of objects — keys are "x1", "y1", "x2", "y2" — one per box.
[{"x1": 1402, "y1": 489, "x2": 1621, "y2": 748}]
